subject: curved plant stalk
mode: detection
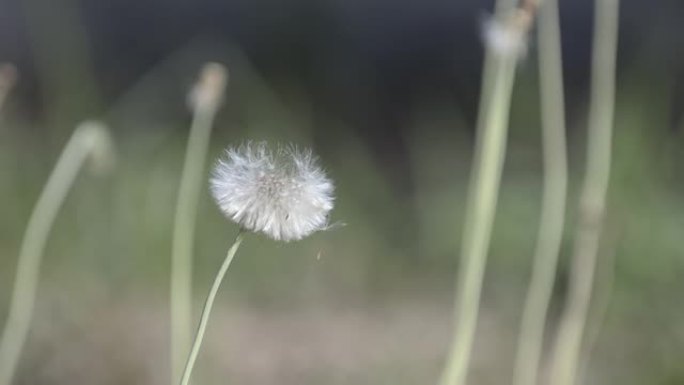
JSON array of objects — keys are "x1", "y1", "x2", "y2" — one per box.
[
  {"x1": 577, "y1": 238, "x2": 616, "y2": 385},
  {"x1": 511, "y1": 0, "x2": 568, "y2": 384},
  {"x1": 171, "y1": 63, "x2": 228, "y2": 385},
  {"x1": 548, "y1": 0, "x2": 620, "y2": 384},
  {"x1": 438, "y1": 2, "x2": 536, "y2": 385},
  {"x1": 0, "y1": 121, "x2": 114, "y2": 385},
  {"x1": 179, "y1": 232, "x2": 244, "y2": 385}
]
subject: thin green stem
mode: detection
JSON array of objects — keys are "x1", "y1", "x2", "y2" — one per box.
[
  {"x1": 548, "y1": 0, "x2": 619, "y2": 384},
  {"x1": 0, "y1": 122, "x2": 111, "y2": 385},
  {"x1": 511, "y1": 0, "x2": 568, "y2": 384},
  {"x1": 170, "y1": 63, "x2": 226, "y2": 384},
  {"x1": 438, "y1": 8, "x2": 523, "y2": 385},
  {"x1": 179, "y1": 232, "x2": 244, "y2": 385},
  {"x1": 577, "y1": 240, "x2": 616, "y2": 385},
  {"x1": 170, "y1": 102, "x2": 220, "y2": 383}
]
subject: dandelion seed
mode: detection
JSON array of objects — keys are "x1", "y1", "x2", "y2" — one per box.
[{"x1": 210, "y1": 142, "x2": 335, "y2": 241}]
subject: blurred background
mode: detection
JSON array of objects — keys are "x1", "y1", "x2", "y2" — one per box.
[{"x1": 1, "y1": 0, "x2": 684, "y2": 384}]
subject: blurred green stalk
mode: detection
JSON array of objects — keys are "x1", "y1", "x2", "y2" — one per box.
[
  {"x1": 0, "y1": 122, "x2": 113, "y2": 385},
  {"x1": 438, "y1": 4, "x2": 530, "y2": 385},
  {"x1": 548, "y1": 0, "x2": 619, "y2": 384},
  {"x1": 511, "y1": 0, "x2": 568, "y2": 384},
  {"x1": 179, "y1": 232, "x2": 244, "y2": 385},
  {"x1": 171, "y1": 63, "x2": 227, "y2": 385}
]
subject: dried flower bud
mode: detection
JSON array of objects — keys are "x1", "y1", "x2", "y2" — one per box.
[
  {"x1": 0, "y1": 63, "x2": 18, "y2": 109},
  {"x1": 188, "y1": 62, "x2": 228, "y2": 113},
  {"x1": 482, "y1": 14, "x2": 528, "y2": 58},
  {"x1": 75, "y1": 121, "x2": 116, "y2": 175},
  {"x1": 210, "y1": 142, "x2": 335, "y2": 242}
]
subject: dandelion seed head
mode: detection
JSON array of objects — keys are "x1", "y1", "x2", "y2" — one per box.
[{"x1": 210, "y1": 142, "x2": 334, "y2": 242}]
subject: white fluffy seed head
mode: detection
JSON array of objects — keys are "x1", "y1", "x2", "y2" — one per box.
[{"x1": 210, "y1": 142, "x2": 335, "y2": 242}]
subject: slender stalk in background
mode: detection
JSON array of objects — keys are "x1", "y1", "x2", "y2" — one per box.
[
  {"x1": 438, "y1": 2, "x2": 536, "y2": 385},
  {"x1": 548, "y1": 0, "x2": 620, "y2": 384},
  {"x1": 577, "y1": 238, "x2": 616, "y2": 385},
  {"x1": 0, "y1": 121, "x2": 114, "y2": 385},
  {"x1": 511, "y1": 0, "x2": 568, "y2": 384},
  {"x1": 170, "y1": 63, "x2": 228, "y2": 385},
  {"x1": 179, "y1": 233, "x2": 244, "y2": 385}
]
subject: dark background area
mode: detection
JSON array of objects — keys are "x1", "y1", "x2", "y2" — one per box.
[
  {"x1": 2, "y1": 0, "x2": 684, "y2": 192},
  {"x1": 1, "y1": 0, "x2": 683, "y2": 124}
]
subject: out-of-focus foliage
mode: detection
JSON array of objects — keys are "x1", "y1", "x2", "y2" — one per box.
[{"x1": 1, "y1": 1, "x2": 684, "y2": 383}]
